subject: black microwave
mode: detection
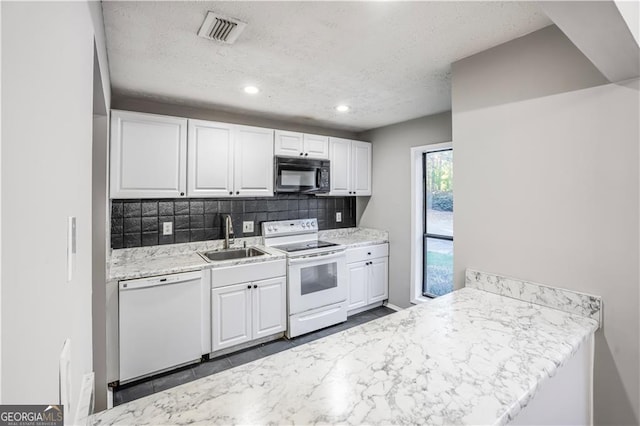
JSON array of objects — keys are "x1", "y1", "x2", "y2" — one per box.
[{"x1": 274, "y1": 156, "x2": 330, "y2": 194}]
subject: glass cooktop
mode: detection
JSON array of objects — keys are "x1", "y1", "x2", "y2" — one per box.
[{"x1": 274, "y1": 240, "x2": 340, "y2": 253}]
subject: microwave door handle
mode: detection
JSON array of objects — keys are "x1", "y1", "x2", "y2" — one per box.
[{"x1": 316, "y1": 168, "x2": 321, "y2": 189}]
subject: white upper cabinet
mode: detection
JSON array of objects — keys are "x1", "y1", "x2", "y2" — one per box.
[
  {"x1": 187, "y1": 121, "x2": 274, "y2": 198},
  {"x1": 187, "y1": 120, "x2": 234, "y2": 197},
  {"x1": 275, "y1": 130, "x2": 329, "y2": 159},
  {"x1": 329, "y1": 137, "x2": 351, "y2": 195},
  {"x1": 274, "y1": 130, "x2": 303, "y2": 157},
  {"x1": 328, "y1": 138, "x2": 372, "y2": 196},
  {"x1": 234, "y1": 125, "x2": 274, "y2": 197},
  {"x1": 110, "y1": 110, "x2": 187, "y2": 198},
  {"x1": 351, "y1": 141, "x2": 372, "y2": 196},
  {"x1": 303, "y1": 134, "x2": 330, "y2": 159}
]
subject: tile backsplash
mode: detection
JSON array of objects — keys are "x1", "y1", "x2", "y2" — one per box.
[{"x1": 111, "y1": 194, "x2": 356, "y2": 249}]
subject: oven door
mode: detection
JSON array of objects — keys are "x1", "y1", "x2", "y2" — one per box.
[{"x1": 287, "y1": 251, "x2": 347, "y2": 315}]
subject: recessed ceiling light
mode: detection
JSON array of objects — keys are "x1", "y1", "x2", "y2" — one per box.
[
  {"x1": 244, "y1": 86, "x2": 259, "y2": 94},
  {"x1": 336, "y1": 105, "x2": 350, "y2": 112}
]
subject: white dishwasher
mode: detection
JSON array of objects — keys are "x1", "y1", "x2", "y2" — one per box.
[{"x1": 119, "y1": 270, "x2": 204, "y2": 383}]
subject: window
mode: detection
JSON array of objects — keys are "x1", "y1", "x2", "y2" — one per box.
[
  {"x1": 423, "y1": 149, "x2": 453, "y2": 297},
  {"x1": 410, "y1": 142, "x2": 452, "y2": 304}
]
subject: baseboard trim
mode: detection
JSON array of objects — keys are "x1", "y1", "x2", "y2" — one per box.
[{"x1": 383, "y1": 302, "x2": 403, "y2": 312}]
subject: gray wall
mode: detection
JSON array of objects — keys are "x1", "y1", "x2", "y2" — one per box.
[
  {"x1": 113, "y1": 97, "x2": 359, "y2": 140},
  {"x1": 453, "y1": 25, "x2": 607, "y2": 113},
  {"x1": 357, "y1": 112, "x2": 452, "y2": 308},
  {"x1": 1, "y1": 0, "x2": 111, "y2": 413},
  {"x1": 452, "y1": 26, "x2": 639, "y2": 425}
]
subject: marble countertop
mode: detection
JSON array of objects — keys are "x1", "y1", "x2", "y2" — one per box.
[
  {"x1": 319, "y1": 227, "x2": 389, "y2": 248},
  {"x1": 109, "y1": 238, "x2": 286, "y2": 281},
  {"x1": 108, "y1": 228, "x2": 387, "y2": 281},
  {"x1": 91, "y1": 282, "x2": 598, "y2": 425}
]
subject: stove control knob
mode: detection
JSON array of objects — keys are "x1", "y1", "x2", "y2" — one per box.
[
  {"x1": 301, "y1": 222, "x2": 306, "y2": 228},
  {"x1": 307, "y1": 221, "x2": 313, "y2": 227},
  {"x1": 267, "y1": 226, "x2": 273, "y2": 232}
]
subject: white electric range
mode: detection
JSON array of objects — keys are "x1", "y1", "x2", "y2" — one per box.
[{"x1": 262, "y1": 219, "x2": 347, "y2": 338}]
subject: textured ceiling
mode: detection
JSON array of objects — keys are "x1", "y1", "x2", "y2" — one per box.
[{"x1": 102, "y1": 1, "x2": 551, "y2": 132}]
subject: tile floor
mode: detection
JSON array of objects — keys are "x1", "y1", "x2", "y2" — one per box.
[{"x1": 113, "y1": 306, "x2": 397, "y2": 406}]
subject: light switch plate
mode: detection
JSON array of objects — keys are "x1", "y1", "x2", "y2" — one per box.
[
  {"x1": 162, "y1": 222, "x2": 173, "y2": 236},
  {"x1": 243, "y1": 221, "x2": 254, "y2": 233},
  {"x1": 336, "y1": 212, "x2": 342, "y2": 222}
]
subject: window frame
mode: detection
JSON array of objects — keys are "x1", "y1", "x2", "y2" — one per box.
[
  {"x1": 409, "y1": 142, "x2": 452, "y2": 305},
  {"x1": 422, "y1": 148, "x2": 454, "y2": 298}
]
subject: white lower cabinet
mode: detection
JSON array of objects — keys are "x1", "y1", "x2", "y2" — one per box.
[
  {"x1": 211, "y1": 282, "x2": 252, "y2": 350},
  {"x1": 347, "y1": 243, "x2": 389, "y2": 315},
  {"x1": 347, "y1": 262, "x2": 368, "y2": 311},
  {"x1": 211, "y1": 276, "x2": 286, "y2": 352},
  {"x1": 253, "y1": 277, "x2": 287, "y2": 338}
]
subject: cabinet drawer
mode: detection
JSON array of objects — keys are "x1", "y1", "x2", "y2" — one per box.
[{"x1": 346, "y1": 243, "x2": 388, "y2": 264}]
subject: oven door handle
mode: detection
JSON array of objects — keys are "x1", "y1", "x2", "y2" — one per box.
[{"x1": 288, "y1": 250, "x2": 345, "y2": 265}]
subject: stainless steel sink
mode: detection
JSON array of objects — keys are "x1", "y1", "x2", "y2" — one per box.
[{"x1": 199, "y1": 247, "x2": 267, "y2": 262}]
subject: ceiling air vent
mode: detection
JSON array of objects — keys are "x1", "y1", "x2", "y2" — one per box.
[{"x1": 197, "y1": 12, "x2": 247, "y2": 44}]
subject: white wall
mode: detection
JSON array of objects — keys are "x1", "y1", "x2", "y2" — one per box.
[
  {"x1": 1, "y1": 0, "x2": 110, "y2": 414},
  {"x1": 453, "y1": 27, "x2": 639, "y2": 425},
  {"x1": 357, "y1": 112, "x2": 452, "y2": 307}
]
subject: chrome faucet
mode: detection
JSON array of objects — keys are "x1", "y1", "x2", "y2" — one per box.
[{"x1": 224, "y1": 215, "x2": 235, "y2": 249}]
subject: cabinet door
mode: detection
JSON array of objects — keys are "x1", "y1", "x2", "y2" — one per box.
[
  {"x1": 274, "y1": 130, "x2": 303, "y2": 157},
  {"x1": 347, "y1": 261, "x2": 368, "y2": 311},
  {"x1": 303, "y1": 134, "x2": 329, "y2": 159},
  {"x1": 187, "y1": 120, "x2": 234, "y2": 197},
  {"x1": 252, "y1": 276, "x2": 286, "y2": 339},
  {"x1": 234, "y1": 126, "x2": 274, "y2": 197},
  {"x1": 351, "y1": 141, "x2": 372, "y2": 196},
  {"x1": 329, "y1": 137, "x2": 351, "y2": 195},
  {"x1": 211, "y1": 283, "x2": 252, "y2": 351},
  {"x1": 368, "y1": 257, "x2": 389, "y2": 304},
  {"x1": 110, "y1": 110, "x2": 187, "y2": 198}
]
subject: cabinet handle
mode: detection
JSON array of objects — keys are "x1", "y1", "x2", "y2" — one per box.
[
  {"x1": 299, "y1": 152, "x2": 304, "y2": 156},
  {"x1": 236, "y1": 191, "x2": 240, "y2": 195},
  {"x1": 229, "y1": 191, "x2": 233, "y2": 195},
  {"x1": 367, "y1": 252, "x2": 371, "y2": 255},
  {"x1": 180, "y1": 192, "x2": 185, "y2": 196},
  {"x1": 305, "y1": 153, "x2": 308, "y2": 156},
  {"x1": 253, "y1": 284, "x2": 258, "y2": 288},
  {"x1": 247, "y1": 285, "x2": 251, "y2": 289}
]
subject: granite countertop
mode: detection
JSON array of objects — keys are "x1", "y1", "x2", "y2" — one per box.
[
  {"x1": 91, "y1": 270, "x2": 600, "y2": 426},
  {"x1": 108, "y1": 237, "x2": 286, "y2": 281},
  {"x1": 108, "y1": 228, "x2": 388, "y2": 281},
  {"x1": 319, "y1": 227, "x2": 389, "y2": 248}
]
